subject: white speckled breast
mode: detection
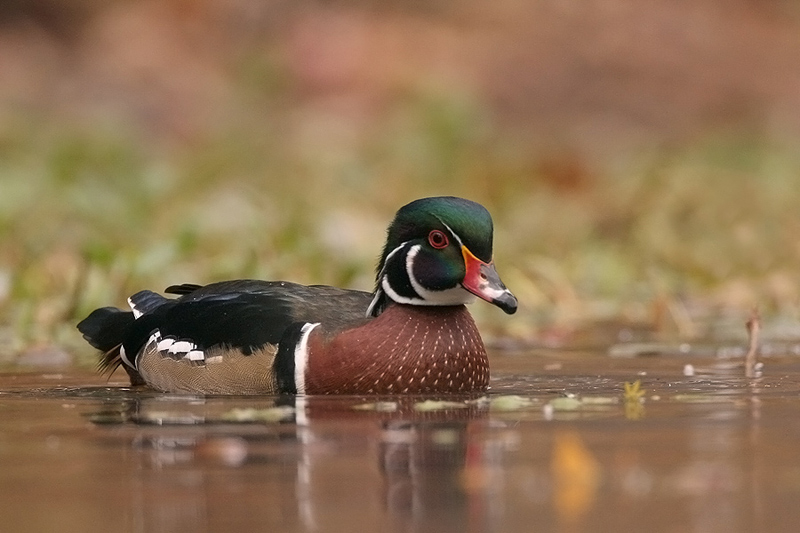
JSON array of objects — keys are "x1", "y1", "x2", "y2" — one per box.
[{"x1": 304, "y1": 304, "x2": 489, "y2": 394}]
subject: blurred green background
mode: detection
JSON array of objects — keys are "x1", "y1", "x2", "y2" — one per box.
[{"x1": 2, "y1": 0, "x2": 800, "y2": 366}]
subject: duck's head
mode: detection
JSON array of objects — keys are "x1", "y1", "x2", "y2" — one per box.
[{"x1": 367, "y1": 196, "x2": 518, "y2": 317}]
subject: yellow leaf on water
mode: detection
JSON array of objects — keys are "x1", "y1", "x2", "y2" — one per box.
[
  {"x1": 623, "y1": 380, "x2": 647, "y2": 420},
  {"x1": 623, "y1": 380, "x2": 645, "y2": 402}
]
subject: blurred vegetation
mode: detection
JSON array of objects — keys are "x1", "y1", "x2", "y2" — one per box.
[{"x1": 1, "y1": 0, "x2": 800, "y2": 366}]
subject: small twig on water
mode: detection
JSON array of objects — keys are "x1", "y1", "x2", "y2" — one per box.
[{"x1": 744, "y1": 309, "x2": 761, "y2": 378}]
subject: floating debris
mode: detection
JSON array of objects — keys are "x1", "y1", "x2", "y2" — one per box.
[
  {"x1": 548, "y1": 396, "x2": 584, "y2": 411},
  {"x1": 352, "y1": 401, "x2": 398, "y2": 412},
  {"x1": 545, "y1": 392, "x2": 621, "y2": 413},
  {"x1": 88, "y1": 410, "x2": 128, "y2": 425},
  {"x1": 672, "y1": 394, "x2": 733, "y2": 403},
  {"x1": 466, "y1": 396, "x2": 491, "y2": 408},
  {"x1": 489, "y1": 395, "x2": 539, "y2": 411},
  {"x1": 221, "y1": 406, "x2": 295, "y2": 423},
  {"x1": 413, "y1": 400, "x2": 468, "y2": 412},
  {"x1": 137, "y1": 411, "x2": 206, "y2": 425},
  {"x1": 580, "y1": 396, "x2": 618, "y2": 405}
]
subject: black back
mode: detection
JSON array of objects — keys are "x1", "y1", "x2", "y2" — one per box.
[{"x1": 118, "y1": 280, "x2": 373, "y2": 362}]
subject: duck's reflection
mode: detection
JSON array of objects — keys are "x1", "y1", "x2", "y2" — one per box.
[
  {"x1": 293, "y1": 396, "x2": 487, "y2": 533},
  {"x1": 88, "y1": 384, "x2": 781, "y2": 533},
  {"x1": 376, "y1": 421, "x2": 474, "y2": 532},
  {"x1": 92, "y1": 395, "x2": 488, "y2": 533}
]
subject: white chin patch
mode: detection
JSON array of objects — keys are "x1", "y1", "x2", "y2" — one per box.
[
  {"x1": 407, "y1": 244, "x2": 477, "y2": 306},
  {"x1": 410, "y1": 280, "x2": 477, "y2": 306},
  {"x1": 382, "y1": 244, "x2": 477, "y2": 307}
]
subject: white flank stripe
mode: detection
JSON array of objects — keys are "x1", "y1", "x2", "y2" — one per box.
[
  {"x1": 167, "y1": 340, "x2": 195, "y2": 354},
  {"x1": 186, "y1": 350, "x2": 205, "y2": 361},
  {"x1": 146, "y1": 330, "x2": 162, "y2": 350},
  {"x1": 156, "y1": 338, "x2": 174, "y2": 352},
  {"x1": 138, "y1": 330, "x2": 162, "y2": 368},
  {"x1": 294, "y1": 323, "x2": 320, "y2": 395}
]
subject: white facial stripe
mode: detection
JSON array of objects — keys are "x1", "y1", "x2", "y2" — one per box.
[
  {"x1": 403, "y1": 245, "x2": 430, "y2": 304},
  {"x1": 405, "y1": 244, "x2": 476, "y2": 307},
  {"x1": 294, "y1": 322, "x2": 320, "y2": 395},
  {"x1": 384, "y1": 242, "x2": 406, "y2": 263},
  {"x1": 381, "y1": 278, "x2": 422, "y2": 305},
  {"x1": 378, "y1": 232, "x2": 480, "y2": 309},
  {"x1": 381, "y1": 276, "x2": 422, "y2": 306},
  {"x1": 369, "y1": 241, "x2": 421, "y2": 314},
  {"x1": 439, "y1": 221, "x2": 464, "y2": 247}
]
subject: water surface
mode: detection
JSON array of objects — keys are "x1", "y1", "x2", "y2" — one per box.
[{"x1": 1, "y1": 348, "x2": 799, "y2": 533}]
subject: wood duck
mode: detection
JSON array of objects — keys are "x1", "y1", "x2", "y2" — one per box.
[{"x1": 78, "y1": 196, "x2": 517, "y2": 395}]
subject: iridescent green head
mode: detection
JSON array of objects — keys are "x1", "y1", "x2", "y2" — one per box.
[{"x1": 367, "y1": 196, "x2": 517, "y2": 317}]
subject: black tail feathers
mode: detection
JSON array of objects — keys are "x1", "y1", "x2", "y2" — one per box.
[{"x1": 77, "y1": 307, "x2": 135, "y2": 352}]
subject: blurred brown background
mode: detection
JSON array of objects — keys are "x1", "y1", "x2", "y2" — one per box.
[{"x1": 2, "y1": 0, "x2": 800, "y2": 364}]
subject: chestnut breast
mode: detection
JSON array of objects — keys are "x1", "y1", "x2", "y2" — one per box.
[{"x1": 304, "y1": 304, "x2": 489, "y2": 394}]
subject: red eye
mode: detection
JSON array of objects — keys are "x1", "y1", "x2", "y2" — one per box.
[{"x1": 428, "y1": 230, "x2": 449, "y2": 249}]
